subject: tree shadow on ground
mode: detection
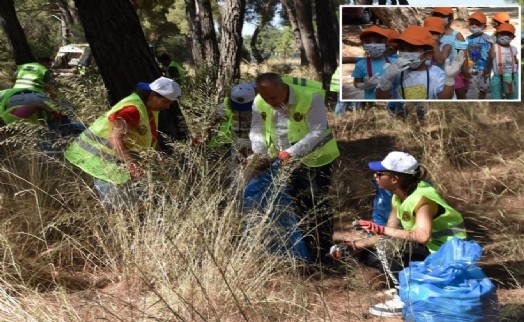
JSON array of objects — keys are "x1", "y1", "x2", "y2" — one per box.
[{"x1": 332, "y1": 134, "x2": 398, "y2": 220}]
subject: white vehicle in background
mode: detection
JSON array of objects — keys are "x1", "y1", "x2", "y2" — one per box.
[{"x1": 52, "y1": 44, "x2": 94, "y2": 76}]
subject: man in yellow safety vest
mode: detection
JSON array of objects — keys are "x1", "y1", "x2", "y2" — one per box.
[{"x1": 249, "y1": 72, "x2": 340, "y2": 267}]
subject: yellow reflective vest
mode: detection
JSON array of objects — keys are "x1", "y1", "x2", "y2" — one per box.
[
  {"x1": 208, "y1": 98, "x2": 234, "y2": 148},
  {"x1": 0, "y1": 88, "x2": 58, "y2": 125},
  {"x1": 64, "y1": 93, "x2": 154, "y2": 184},
  {"x1": 330, "y1": 67, "x2": 341, "y2": 92},
  {"x1": 393, "y1": 181, "x2": 467, "y2": 253},
  {"x1": 254, "y1": 84, "x2": 339, "y2": 167},
  {"x1": 14, "y1": 63, "x2": 50, "y2": 92},
  {"x1": 281, "y1": 76, "x2": 325, "y2": 99}
]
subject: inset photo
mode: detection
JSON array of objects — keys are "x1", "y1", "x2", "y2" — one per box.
[{"x1": 339, "y1": 6, "x2": 521, "y2": 102}]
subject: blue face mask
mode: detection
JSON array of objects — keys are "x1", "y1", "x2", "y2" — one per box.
[
  {"x1": 468, "y1": 26, "x2": 483, "y2": 35},
  {"x1": 497, "y1": 35, "x2": 512, "y2": 45}
]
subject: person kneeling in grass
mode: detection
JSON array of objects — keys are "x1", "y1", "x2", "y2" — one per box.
[{"x1": 330, "y1": 151, "x2": 467, "y2": 317}]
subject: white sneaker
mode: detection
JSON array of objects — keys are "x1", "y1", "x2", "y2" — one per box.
[{"x1": 368, "y1": 295, "x2": 404, "y2": 317}]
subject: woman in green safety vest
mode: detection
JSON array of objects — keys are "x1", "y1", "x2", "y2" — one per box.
[
  {"x1": 249, "y1": 72, "x2": 340, "y2": 266},
  {"x1": 64, "y1": 77, "x2": 180, "y2": 209},
  {"x1": 330, "y1": 151, "x2": 467, "y2": 317}
]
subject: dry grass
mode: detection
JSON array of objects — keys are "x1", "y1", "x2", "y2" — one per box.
[{"x1": 0, "y1": 69, "x2": 523, "y2": 321}]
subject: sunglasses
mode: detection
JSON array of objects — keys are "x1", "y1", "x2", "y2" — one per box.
[{"x1": 375, "y1": 171, "x2": 391, "y2": 177}]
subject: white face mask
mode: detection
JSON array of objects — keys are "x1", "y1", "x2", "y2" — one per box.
[
  {"x1": 497, "y1": 35, "x2": 512, "y2": 45},
  {"x1": 398, "y1": 51, "x2": 424, "y2": 69},
  {"x1": 363, "y1": 43, "x2": 386, "y2": 58},
  {"x1": 441, "y1": 17, "x2": 450, "y2": 24},
  {"x1": 468, "y1": 26, "x2": 483, "y2": 35}
]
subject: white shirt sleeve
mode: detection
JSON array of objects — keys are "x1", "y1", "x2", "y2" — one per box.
[
  {"x1": 286, "y1": 94, "x2": 328, "y2": 158},
  {"x1": 249, "y1": 100, "x2": 269, "y2": 154}
]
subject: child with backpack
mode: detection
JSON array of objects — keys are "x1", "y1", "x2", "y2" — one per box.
[
  {"x1": 466, "y1": 12, "x2": 494, "y2": 99},
  {"x1": 431, "y1": 7, "x2": 470, "y2": 99},
  {"x1": 485, "y1": 23, "x2": 519, "y2": 99}
]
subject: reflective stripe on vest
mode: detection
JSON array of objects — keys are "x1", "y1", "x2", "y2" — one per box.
[
  {"x1": 64, "y1": 93, "x2": 151, "y2": 184},
  {"x1": 14, "y1": 63, "x2": 48, "y2": 91},
  {"x1": 393, "y1": 181, "x2": 467, "y2": 253},
  {"x1": 254, "y1": 84, "x2": 339, "y2": 167},
  {"x1": 0, "y1": 89, "x2": 57, "y2": 124}
]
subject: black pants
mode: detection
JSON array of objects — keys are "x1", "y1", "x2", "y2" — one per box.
[
  {"x1": 359, "y1": 240, "x2": 430, "y2": 285},
  {"x1": 289, "y1": 163, "x2": 334, "y2": 264}
]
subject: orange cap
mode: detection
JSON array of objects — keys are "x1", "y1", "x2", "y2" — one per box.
[
  {"x1": 359, "y1": 25, "x2": 391, "y2": 41},
  {"x1": 386, "y1": 29, "x2": 401, "y2": 40},
  {"x1": 389, "y1": 25, "x2": 436, "y2": 48},
  {"x1": 432, "y1": 7, "x2": 453, "y2": 16},
  {"x1": 469, "y1": 12, "x2": 487, "y2": 25},
  {"x1": 496, "y1": 22, "x2": 515, "y2": 35},
  {"x1": 423, "y1": 17, "x2": 446, "y2": 34},
  {"x1": 492, "y1": 12, "x2": 510, "y2": 24}
]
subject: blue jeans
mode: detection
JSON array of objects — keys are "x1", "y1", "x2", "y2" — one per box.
[{"x1": 94, "y1": 178, "x2": 144, "y2": 210}]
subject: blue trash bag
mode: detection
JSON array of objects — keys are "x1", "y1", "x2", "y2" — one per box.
[
  {"x1": 371, "y1": 178, "x2": 393, "y2": 226},
  {"x1": 399, "y1": 238, "x2": 499, "y2": 322},
  {"x1": 243, "y1": 160, "x2": 312, "y2": 263}
]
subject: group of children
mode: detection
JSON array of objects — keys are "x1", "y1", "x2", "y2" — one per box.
[{"x1": 350, "y1": 7, "x2": 519, "y2": 101}]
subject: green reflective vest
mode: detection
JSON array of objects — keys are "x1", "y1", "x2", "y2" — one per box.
[
  {"x1": 167, "y1": 61, "x2": 186, "y2": 83},
  {"x1": 392, "y1": 181, "x2": 467, "y2": 253},
  {"x1": 330, "y1": 67, "x2": 341, "y2": 92},
  {"x1": 64, "y1": 93, "x2": 153, "y2": 184},
  {"x1": 281, "y1": 76, "x2": 325, "y2": 99},
  {"x1": 0, "y1": 88, "x2": 58, "y2": 125},
  {"x1": 14, "y1": 63, "x2": 50, "y2": 92},
  {"x1": 254, "y1": 84, "x2": 339, "y2": 167},
  {"x1": 208, "y1": 98, "x2": 234, "y2": 148}
]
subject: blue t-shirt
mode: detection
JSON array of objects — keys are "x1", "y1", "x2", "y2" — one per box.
[
  {"x1": 467, "y1": 33, "x2": 493, "y2": 72},
  {"x1": 352, "y1": 56, "x2": 396, "y2": 99}
]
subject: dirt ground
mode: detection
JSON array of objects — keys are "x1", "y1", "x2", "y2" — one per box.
[{"x1": 340, "y1": 6, "x2": 521, "y2": 101}]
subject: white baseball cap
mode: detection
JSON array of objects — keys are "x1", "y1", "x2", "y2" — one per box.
[
  {"x1": 230, "y1": 83, "x2": 256, "y2": 111},
  {"x1": 368, "y1": 151, "x2": 419, "y2": 175},
  {"x1": 149, "y1": 77, "x2": 181, "y2": 101}
]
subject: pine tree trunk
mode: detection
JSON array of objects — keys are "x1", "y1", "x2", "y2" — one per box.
[
  {"x1": 74, "y1": 0, "x2": 160, "y2": 104},
  {"x1": 294, "y1": 0, "x2": 322, "y2": 80},
  {"x1": 217, "y1": 0, "x2": 246, "y2": 99},
  {"x1": 0, "y1": 0, "x2": 35, "y2": 64},
  {"x1": 281, "y1": 0, "x2": 307, "y2": 66},
  {"x1": 370, "y1": 7, "x2": 423, "y2": 31},
  {"x1": 196, "y1": 0, "x2": 219, "y2": 79},
  {"x1": 184, "y1": 0, "x2": 203, "y2": 65},
  {"x1": 314, "y1": 0, "x2": 339, "y2": 88},
  {"x1": 74, "y1": 0, "x2": 190, "y2": 148}
]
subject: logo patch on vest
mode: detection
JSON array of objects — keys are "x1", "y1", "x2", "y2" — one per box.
[
  {"x1": 293, "y1": 112, "x2": 304, "y2": 122},
  {"x1": 260, "y1": 112, "x2": 267, "y2": 120},
  {"x1": 137, "y1": 125, "x2": 147, "y2": 135},
  {"x1": 401, "y1": 211, "x2": 412, "y2": 222}
]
